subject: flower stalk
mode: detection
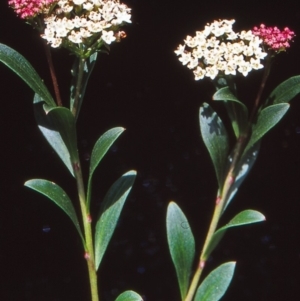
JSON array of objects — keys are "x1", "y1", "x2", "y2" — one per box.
[
  {"x1": 43, "y1": 41, "x2": 63, "y2": 106},
  {"x1": 74, "y1": 160, "x2": 99, "y2": 301}
]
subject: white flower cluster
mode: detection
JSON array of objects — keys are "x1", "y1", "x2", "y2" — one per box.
[
  {"x1": 175, "y1": 20, "x2": 267, "y2": 80},
  {"x1": 42, "y1": 0, "x2": 131, "y2": 49}
]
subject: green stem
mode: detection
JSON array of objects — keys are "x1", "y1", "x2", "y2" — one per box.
[
  {"x1": 71, "y1": 57, "x2": 99, "y2": 301},
  {"x1": 185, "y1": 61, "x2": 273, "y2": 300},
  {"x1": 74, "y1": 161, "x2": 99, "y2": 301}
]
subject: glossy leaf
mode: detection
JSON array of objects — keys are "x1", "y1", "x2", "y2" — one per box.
[
  {"x1": 245, "y1": 103, "x2": 289, "y2": 153},
  {"x1": 267, "y1": 75, "x2": 300, "y2": 105},
  {"x1": 213, "y1": 87, "x2": 248, "y2": 137},
  {"x1": 24, "y1": 179, "x2": 84, "y2": 244},
  {"x1": 70, "y1": 53, "x2": 98, "y2": 120},
  {"x1": 33, "y1": 95, "x2": 74, "y2": 176},
  {"x1": 95, "y1": 171, "x2": 136, "y2": 271},
  {"x1": 115, "y1": 291, "x2": 143, "y2": 301},
  {"x1": 166, "y1": 202, "x2": 195, "y2": 300},
  {"x1": 200, "y1": 103, "x2": 229, "y2": 187},
  {"x1": 224, "y1": 141, "x2": 260, "y2": 211},
  {"x1": 203, "y1": 210, "x2": 265, "y2": 259},
  {"x1": 194, "y1": 262, "x2": 236, "y2": 301},
  {"x1": 0, "y1": 43, "x2": 55, "y2": 107},
  {"x1": 87, "y1": 127, "x2": 125, "y2": 207}
]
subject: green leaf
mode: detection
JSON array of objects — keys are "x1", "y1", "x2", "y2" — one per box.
[
  {"x1": 115, "y1": 290, "x2": 143, "y2": 301},
  {"x1": 194, "y1": 262, "x2": 236, "y2": 301},
  {"x1": 70, "y1": 53, "x2": 98, "y2": 121},
  {"x1": 267, "y1": 75, "x2": 300, "y2": 105},
  {"x1": 199, "y1": 103, "x2": 229, "y2": 187},
  {"x1": 213, "y1": 87, "x2": 248, "y2": 137},
  {"x1": 0, "y1": 43, "x2": 55, "y2": 107},
  {"x1": 24, "y1": 179, "x2": 84, "y2": 244},
  {"x1": 33, "y1": 95, "x2": 74, "y2": 176},
  {"x1": 95, "y1": 170, "x2": 136, "y2": 271},
  {"x1": 224, "y1": 142, "x2": 260, "y2": 211},
  {"x1": 46, "y1": 106, "x2": 79, "y2": 164},
  {"x1": 87, "y1": 127, "x2": 125, "y2": 207},
  {"x1": 245, "y1": 103, "x2": 289, "y2": 153},
  {"x1": 203, "y1": 210, "x2": 265, "y2": 260},
  {"x1": 166, "y1": 202, "x2": 195, "y2": 300}
]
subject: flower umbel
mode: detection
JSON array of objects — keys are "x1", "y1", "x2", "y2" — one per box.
[
  {"x1": 175, "y1": 19, "x2": 267, "y2": 80},
  {"x1": 8, "y1": 0, "x2": 57, "y2": 19},
  {"x1": 41, "y1": 0, "x2": 132, "y2": 57},
  {"x1": 252, "y1": 24, "x2": 295, "y2": 51}
]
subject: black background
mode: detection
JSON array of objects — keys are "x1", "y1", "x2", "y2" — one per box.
[{"x1": 1, "y1": 0, "x2": 300, "y2": 300}]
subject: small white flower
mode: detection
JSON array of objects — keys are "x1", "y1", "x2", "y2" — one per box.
[
  {"x1": 193, "y1": 66, "x2": 206, "y2": 80},
  {"x1": 205, "y1": 65, "x2": 218, "y2": 79},
  {"x1": 174, "y1": 44, "x2": 185, "y2": 56},
  {"x1": 51, "y1": 37, "x2": 62, "y2": 48},
  {"x1": 73, "y1": 0, "x2": 86, "y2": 5},
  {"x1": 239, "y1": 30, "x2": 254, "y2": 41},
  {"x1": 187, "y1": 56, "x2": 198, "y2": 69},
  {"x1": 68, "y1": 30, "x2": 83, "y2": 44},
  {"x1": 83, "y1": 2, "x2": 94, "y2": 11},
  {"x1": 114, "y1": 10, "x2": 132, "y2": 24},
  {"x1": 238, "y1": 61, "x2": 252, "y2": 76},
  {"x1": 179, "y1": 52, "x2": 192, "y2": 65},
  {"x1": 101, "y1": 30, "x2": 116, "y2": 44},
  {"x1": 185, "y1": 35, "x2": 197, "y2": 48},
  {"x1": 250, "y1": 58, "x2": 263, "y2": 70},
  {"x1": 224, "y1": 61, "x2": 237, "y2": 75}
]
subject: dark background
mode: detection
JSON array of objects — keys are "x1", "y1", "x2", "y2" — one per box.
[{"x1": 1, "y1": 0, "x2": 300, "y2": 300}]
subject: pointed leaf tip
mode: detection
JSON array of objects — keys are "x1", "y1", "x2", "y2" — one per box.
[
  {"x1": 24, "y1": 179, "x2": 84, "y2": 244},
  {"x1": 95, "y1": 170, "x2": 136, "y2": 270}
]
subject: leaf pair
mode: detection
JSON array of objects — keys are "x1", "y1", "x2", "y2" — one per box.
[
  {"x1": 166, "y1": 202, "x2": 265, "y2": 301},
  {"x1": 201, "y1": 76, "x2": 300, "y2": 209},
  {"x1": 25, "y1": 126, "x2": 135, "y2": 268}
]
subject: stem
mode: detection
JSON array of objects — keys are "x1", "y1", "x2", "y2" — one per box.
[
  {"x1": 185, "y1": 62, "x2": 273, "y2": 300},
  {"x1": 72, "y1": 58, "x2": 86, "y2": 118},
  {"x1": 249, "y1": 54, "x2": 272, "y2": 123},
  {"x1": 43, "y1": 41, "x2": 63, "y2": 106},
  {"x1": 71, "y1": 57, "x2": 99, "y2": 301},
  {"x1": 74, "y1": 161, "x2": 99, "y2": 301},
  {"x1": 184, "y1": 195, "x2": 223, "y2": 301},
  {"x1": 34, "y1": 16, "x2": 63, "y2": 106}
]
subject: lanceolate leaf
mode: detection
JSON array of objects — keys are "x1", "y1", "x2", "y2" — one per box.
[
  {"x1": 115, "y1": 290, "x2": 143, "y2": 301},
  {"x1": 213, "y1": 87, "x2": 248, "y2": 138},
  {"x1": 0, "y1": 43, "x2": 55, "y2": 107},
  {"x1": 267, "y1": 75, "x2": 300, "y2": 105},
  {"x1": 70, "y1": 53, "x2": 98, "y2": 121},
  {"x1": 245, "y1": 103, "x2": 289, "y2": 153},
  {"x1": 203, "y1": 210, "x2": 265, "y2": 259},
  {"x1": 45, "y1": 106, "x2": 79, "y2": 164},
  {"x1": 95, "y1": 171, "x2": 136, "y2": 271},
  {"x1": 166, "y1": 202, "x2": 195, "y2": 300},
  {"x1": 200, "y1": 103, "x2": 229, "y2": 188},
  {"x1": 24, "y1": 179, "x2": 85, "y2": 244},
  {"x1": 33, "y1": 95, "x2": 74, "y2": 176},
  {"x1": 194, "y1": 262, "x2": 236, "y2": 301},
  {"x1": 87, "y1": 127, "x2": 125, "y2": 207}
]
